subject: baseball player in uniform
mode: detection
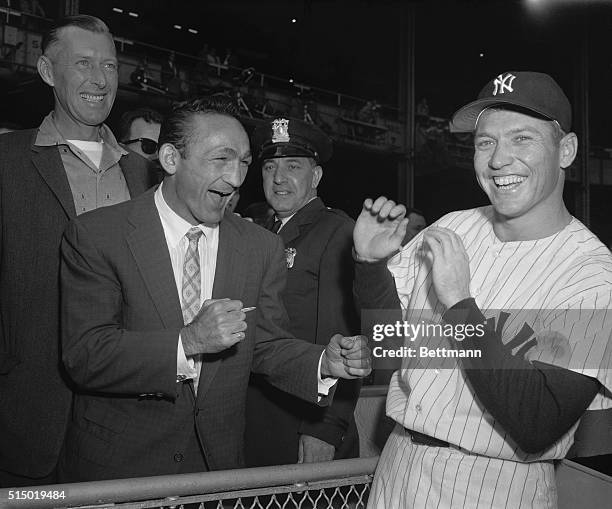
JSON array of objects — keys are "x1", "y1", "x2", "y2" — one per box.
[{"x1": 353, "y1": 71, "x2": 612, "y2": 508}]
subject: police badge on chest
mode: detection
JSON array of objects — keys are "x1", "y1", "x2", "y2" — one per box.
[{"x1": 284, "y1": 247, "x2": 296, "y2": 269}]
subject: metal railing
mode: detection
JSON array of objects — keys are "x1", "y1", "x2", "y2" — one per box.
[{"x1": 0, "y1": 457, "x2": 378, "y2": 509}]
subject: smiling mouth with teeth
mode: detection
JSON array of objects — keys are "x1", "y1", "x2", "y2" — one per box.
[
  {"x1": 493, "y1": 175, "x2": 526, "y2": 189},
  {"x1": 81, "y1": 93, "x2": 104, "y2": 102}
]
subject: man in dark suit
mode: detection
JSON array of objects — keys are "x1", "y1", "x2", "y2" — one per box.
[
  {"x1": 0, "y1": 15, "x2": 152, "y2": 488},
  {"x1": 246, "y1": 119, "x2": 361, "y2": 466},
  {"x1": 58, "y1": 96, "x2": 371, "y2": 481}
]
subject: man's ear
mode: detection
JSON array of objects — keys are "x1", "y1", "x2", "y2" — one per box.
[
  {"x1": 37, "y1": 55, "x2": 55, "y2": 87},
  {"x1": 559, "y1": 132, "x2": 578, "y2": 170},
  {"x1": 312, "y1": 165, "x2": 323, "y2": 189},
  {"x1": 158, "y1": 143, "x2": 180, "y2": 176}
]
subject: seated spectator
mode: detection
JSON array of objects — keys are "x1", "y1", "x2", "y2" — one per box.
[
  {"x1": 194, "y1": 44, "x2": 211, "y2": 87},
  {"x1": 416, "y1": 97, "x2": 430, "y2": 118},
  {"x1": 207, "y1": 47, "x2": 220, "y2": 70},
  {"x1": 130, "y1": 56, "x2": 151, "y2": 88},
  {"x1": 161, "y1": 51, "x2": 178, "y2": 89},
  {"x1": 358, "y1": 100, "x2": 380, "y2": 124},
  {"x1": 222, "y1": 47, "x2": 239, "y2": 68}
]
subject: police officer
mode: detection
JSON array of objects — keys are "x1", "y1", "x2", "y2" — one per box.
[{"x1": 245, "y1": 118, "x2": 361, "y2": 465}]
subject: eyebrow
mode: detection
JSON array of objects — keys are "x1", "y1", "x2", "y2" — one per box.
[
  {"x1": 214, "y1": 147, "x2": 251, "y2": 158},
  {"x1": 475, "y1": 126, "x2": 543, "y2": 138}
]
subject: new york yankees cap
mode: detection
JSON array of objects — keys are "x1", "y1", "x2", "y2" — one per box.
[{"x1": 450, "y1": 71, "x2": 572, "y2": 133}]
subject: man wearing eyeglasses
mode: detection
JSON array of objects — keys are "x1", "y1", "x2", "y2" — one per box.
[
  {"x1": 119, "y1": 107, "x2": 164, "y2": 185},
  {"x1": 119, "y1": 107, "x2": 163, "y2": 162}
]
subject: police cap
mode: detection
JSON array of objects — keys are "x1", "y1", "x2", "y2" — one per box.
[{"x1": 252, "y1": 118, "x2": 333, "y2": 163}]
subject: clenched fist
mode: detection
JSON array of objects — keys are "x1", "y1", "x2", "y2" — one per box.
[{"x1": 321, "y1": 334, "x2": 371, "y2": 379}]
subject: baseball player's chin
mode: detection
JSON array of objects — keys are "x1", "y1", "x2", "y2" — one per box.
[
  {"x1": 488, "y1": 187, "x2": 526, "y2": 209},
  {"x1": 490, "y1": 197, "x2": 532, "y2": 219}
]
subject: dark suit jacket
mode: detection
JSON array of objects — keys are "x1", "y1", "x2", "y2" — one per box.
[
  {"x1": 246, "y1": 197, "x2": 361, "y2": 466},
  {"x1": 58, "y1": 188, "x2": 325, "y2": 481},
  {"x1": 0, "y1": 128, "x2": 152, "y2": 481}
]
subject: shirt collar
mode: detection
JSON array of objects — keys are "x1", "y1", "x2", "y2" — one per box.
[
  {"x1": 35, "y1": 112, "x2": 128, "y2": 156},
  {"x1": 154, "y1": 182, "x2": 217, "y2": 249},
  {"x1": 276, "y1": 195, "x2": 318, "y2": 226}
]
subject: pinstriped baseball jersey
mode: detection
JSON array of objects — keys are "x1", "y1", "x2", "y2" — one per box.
[{"x1": 368, "y1": 206, "x2": 612, "y2": 509}]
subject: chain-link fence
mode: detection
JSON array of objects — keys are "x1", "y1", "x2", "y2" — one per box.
[
  {"x1": 0, "y1": 458, "x2": 378, "y2": 509},
  {"x1": 83, "y1": 474, "x2": 372, "y2": 509}
]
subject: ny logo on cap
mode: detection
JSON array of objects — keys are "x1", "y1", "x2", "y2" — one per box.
[
  {"x1": 271, "y1": 119, "x2": 290, "y2": 143},
  {"x1": 492, "y1": 73, "x2": 516, "y2": 96}
]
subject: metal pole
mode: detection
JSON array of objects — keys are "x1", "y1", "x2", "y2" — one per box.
[
  {"x1": 577, "y1": 10, "x2": 590, "y2": 226},
  {"x1": 59, "y1": 0, "x2": 79, "y2": 17},
  {"x1": 0, "y1": 457, "x2": 379, "y2": 508},
  {"x1": 397, "y1": 3, "x2": 415, "y2": 207}
]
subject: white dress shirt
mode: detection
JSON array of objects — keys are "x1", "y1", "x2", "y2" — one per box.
[
  {"x1": 154, "y1": 184, "x2": 336, "y2": 396},
  {"x1": 154, "y1": 184, "x2": 218, "y2": 391}
]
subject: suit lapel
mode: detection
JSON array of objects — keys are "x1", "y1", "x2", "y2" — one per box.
[
  {"x1": 211, "y1": 216, "x2": 246, "y2": 300},
  {"x1": 279, "y1": 197, "x2": 325, "y2": 245},
  {"x1": 197, "y1": 216, "x2": 246, "y2": 403},
  {"x1": 126, "y1": 189, "x2": 183, "y2": 330},
  {"x1": 31, "y1": 146, "x2": 76, "y2": 219}
]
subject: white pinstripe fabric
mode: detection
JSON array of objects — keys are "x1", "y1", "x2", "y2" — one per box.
[
  {"x1": 370, "y1": 425, "x2": 557, "y2": 509},
  {"x1": 368, "y1": 206, "x2": 612, "y2": 508}
]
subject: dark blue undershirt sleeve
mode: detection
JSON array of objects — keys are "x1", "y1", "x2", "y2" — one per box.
[
  {"x1": 353, "y1": 258, "x2": 402, "y2": 311},
  {"x1": 443, "y1": 298, "x2": 601, "y2": 454}
]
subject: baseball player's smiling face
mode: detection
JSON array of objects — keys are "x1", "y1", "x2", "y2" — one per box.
[{"x1": 473, "y1": 109, "x2": 576, "y2": 228}]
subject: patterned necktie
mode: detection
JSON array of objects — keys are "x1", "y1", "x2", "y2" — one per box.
[
  {"x1": 181, "y1": 227, "x2": 204, "y2": 325},
  {"x1": 271, "y1": 219, "x2": 282, "y2": 234}
]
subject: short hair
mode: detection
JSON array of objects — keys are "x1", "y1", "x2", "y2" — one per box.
[
  {"x1": 118, "y1": 107, "x2": 164, "y2": 142},
  {"x1": 158, "y1": 95, "x2": 240, "y2": 157},
  {"x1": 551, "y1": 120, "x2": 567, "y2": 143},
  {"x1": 42, "y1": 15, "x2": 111, "y2": 56}
]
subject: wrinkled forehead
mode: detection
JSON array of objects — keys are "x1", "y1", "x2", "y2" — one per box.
[{"x1": 189, "y1": 113, "x2": 250, "y2": 152}]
